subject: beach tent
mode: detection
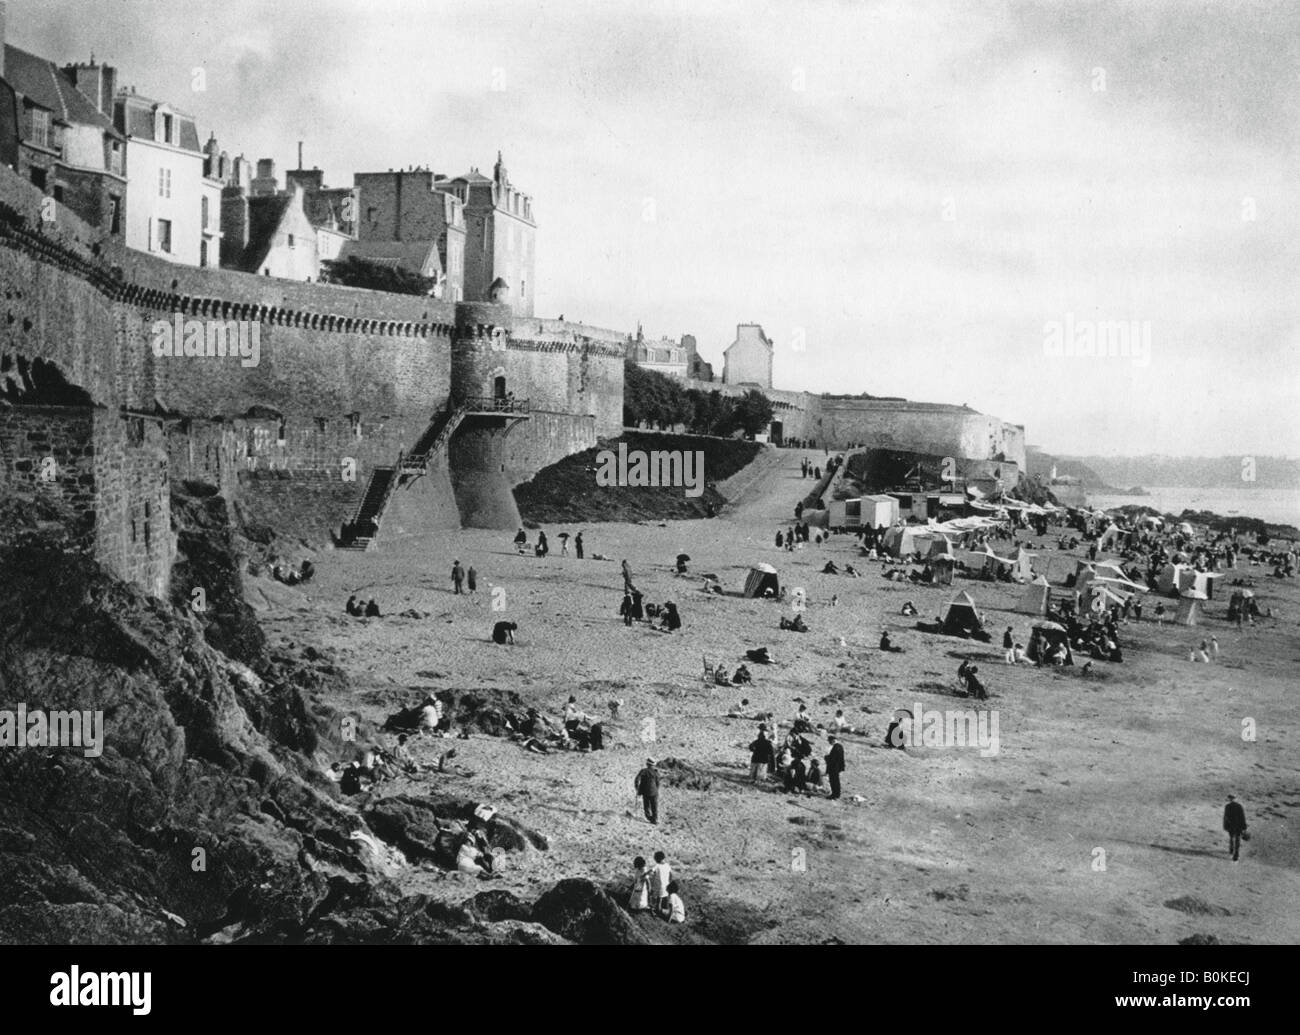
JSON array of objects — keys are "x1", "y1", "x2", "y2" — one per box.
[
  {"x1": 1098, "y1": 523, "x2": 1122, "y2": 551},
  {"x1": 927, "y1": 536, "x2": 957, "y2": 562},
  {"x1": 1178, "y1": 522, "x2": 1196, "y2": 536},
  {"x1": 1016, "y1": 574, "x2": 1052, "y2": 616},
  {"x1": 1156, "y1": 562, "x2": 1195, "y2": 596},
  {"x1": 1010, "y1": 546, "x2": 1036, "y2": 583},
  {"x1": 883, "y1": 524, "x2": 935, "y2": 559},
  {"x1": 1175, "y1": 589, "x2": 1208, "y2": 626},
  {"x1": 743, "y1": 563, "x2": 781, "y2": 598},
  {"x1": 941, "y1": 590, "x2": 986, "y2": 638},
  {"x1": 1192, "y1": 570, "x2": 1221, "y2": 600},
  {"x1": 1085, "y1": 583, "x2": 1130, "y2": 614}
]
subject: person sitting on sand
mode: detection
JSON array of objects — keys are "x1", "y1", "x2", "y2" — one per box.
[
  {"x1": 900, "y1": 601, "x2": 918, "y2": 617},
  {"x1": 807, "y1": 756, "x2": 825, "y2": 794},
  {"x1": 513, "y1": 528, "x2": 528, "y2": 553},
  {"x1": 780, "y1": 613, "x2": 809, "y2": 633},
  {"x1": 346, "y1": 595, "x2": 363, "y2": 617},
  {"x1": 729, "y1": 698, "x2": 752, "y2": 718},
  {"x1": 732, "y1": 663, "x2": 753, "y2": 685},
  {"x1": 822, "y1": 560, "x2": 839, "y2": 575},
  {"x1": 676, "y1": 553, "x2": 690, "y2": 575},
  {"x1": 364, "y1": 599, "x2": 381, "y2": 618},
  {"x1": 456, "y1": 828, "x2": 497, "y2": 879},
  {"x1": 414, "y1": 696, "x2": 443, "y2": 736},
  {"x1": 966, "y1": 665, "x2": 987, "y2": 700},
  {"x1": 492, "y1": 620, "x2": 518, "y2": 645},
  {"x1": 832, "y1": 709, "x2": 855, "y2": 734},
  {"x1": 658, "y1": 602, "x2": 681, "y2": 632},
  {"x1": 665, "y1": 880, "x2": 686, "y2": 923},
  {"x1": 880, "y1": 631, "x2": 903, "y2": 653}
]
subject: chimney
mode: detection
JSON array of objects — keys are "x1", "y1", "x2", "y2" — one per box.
[
  {"x1": 0, "y1": 2, "x2": 7, "y2": 80},
  {"x1": 297, "y1": 140, "x2": 303, "y2": 170}
]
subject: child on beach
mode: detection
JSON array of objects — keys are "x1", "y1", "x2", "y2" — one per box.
[{"x1": 629, "y1": 856, "x2": 650, "y2": 912}]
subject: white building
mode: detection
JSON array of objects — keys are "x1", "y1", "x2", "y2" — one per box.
[{"x1": 114, "y1": 88, "x2": 208, "y2": 265}]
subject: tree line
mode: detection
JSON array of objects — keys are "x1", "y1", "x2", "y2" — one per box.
[{"x1": 623, "y1": 360, "x2": 775, "y2": 438}]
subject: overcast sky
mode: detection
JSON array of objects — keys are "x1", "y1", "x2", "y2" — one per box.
[{"x1": 11, "y1": 0, "x2": 1299, "y2": 457}]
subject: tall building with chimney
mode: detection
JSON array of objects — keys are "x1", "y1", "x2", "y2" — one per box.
[
  {"x1": 113, "y1": 85, "x2": 218, "y2": 266},
  {"x1": 352, "y1": 166, "x2": 465, "y2": 300},
  {"x1": 0, "y1": 36, "x2": 127, "y2": 237},
  {"x1": 439, "y1": 152, "x2": 535, "y2": 316},
  {"x1": 723, "y1": 323, "x2": 774, "y2": 388}
]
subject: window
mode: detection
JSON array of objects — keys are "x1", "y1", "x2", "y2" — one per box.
[
  {"x1": 109, "y1": 142, "x2": 123, "y2": 176},
  {"x1": 53, "y1": 184, "x2": 65, "y2": 203},
  {"x1": 29, "y1": 108, "x2": 50, "y2": 148},
  {"x1": 200, "y1": 241, "x2": 208, "y2": 267},
  {"x1": 157, "y1": 218, "x2": 173, "y2": 253},
  {"x1": 520, "y1": 278, "x2": 526, "y2": 300},
  {"x1": 109, "y1": 196, "x2": 121, "y2": 235},
  {"x1": 30, "y1": 167, "x2": 47, "y2": 190},
  {"x1": 201, "y1": 195, "x2": 209, "y2": 230},
  {"x1": 158, "y1": 168, "x2": 172, "y2": 198},
  {"x1": 287, "y1": 233, "x2": 295, "y2": 248},
  {"x1": 161, "y1": 113, "x2": 174, "y2": 145}
]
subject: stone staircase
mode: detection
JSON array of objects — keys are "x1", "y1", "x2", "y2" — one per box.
[{"x1": 337, "y1": 397, "x2": 529, "y2": 550}]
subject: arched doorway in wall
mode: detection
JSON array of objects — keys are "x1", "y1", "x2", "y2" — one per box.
[{"x1": 493, "y1": 375, "x2": 506, "y2": 401}]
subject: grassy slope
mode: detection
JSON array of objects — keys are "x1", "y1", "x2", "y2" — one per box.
[{"x1": 514, "y1": 432, "x2": 762, "y2": 524}]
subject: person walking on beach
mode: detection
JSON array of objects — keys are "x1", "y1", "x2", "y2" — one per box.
[
  {"x1": 536, "y1": 530, "x2": 549, "y2": 559},
  {"x1": 620, "y1": 591, "x2": 634, "y2": 626},
  {"x1": 452, "y1": 560, "x2": 465, "y2": 595},
  {"x1": 575, "y1": 531, "x2": 584, "y2": 559},
  {"x1": 825, "y1": 734, "x2": 846, "y2": 800},
  {"x1": 559, "y1": 531, "x2": 570, "y2": 556},
  {"x1": 466, "y1": 565, "x2": 477, "y2": 593},
  {"x1": 635, "y1": 757, "x2": 660, "y2": 824},
  {"x1": 1223, "y1": 794, "x2": 1248, "y2": 862}
]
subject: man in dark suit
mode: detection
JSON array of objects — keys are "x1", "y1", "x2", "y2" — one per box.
[
  {"x1": 1223, "y1": 794, "x2": 1248, "y2": 862},
  {"x1": 825, "y1": 735, "x2": 846, "y2": 800}
]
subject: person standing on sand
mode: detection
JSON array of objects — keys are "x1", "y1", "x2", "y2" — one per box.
[
  {"x1": 622, "y1": 559, "x2": 636, "y2": 594},
  {"x1": 649, "y1": 851, "x2": 671, "y2": 915},
  {"x1": 635, "y1": 757, "x2": 660, "y2": 824},
  {"x1": 629, "y1": 856, "x2": 650, "y2": 912},
  {"x1": 1223, "y1": 794, "x2": 1248, "y2": 862},
  {"x1": 575, "y1": 532, "x2": 584, "y2": 559},
  {"x1": 559, "y1": 532, "x2": 570, "y2": 556},
  {"x1": 749, "y1": 729, "x2": 774, "y2": 784},
  {"x1": 452, "y1": 560, "x2": 465, "y2": 595},
  {"x1": 620, "y1": 591, "x2": 634, "y2": 626},
  {"x1": 825, "y1": 734, "x2": 845, "y2": 800},
  {"x1": 466, "y1": 565, "x2": 477, "y2": 593}
]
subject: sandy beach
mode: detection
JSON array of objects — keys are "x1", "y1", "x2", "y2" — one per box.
[{"x1": 256, "y1": 449, "x2": 1300, "y2": 944}]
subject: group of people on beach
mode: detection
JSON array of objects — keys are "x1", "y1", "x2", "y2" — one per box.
[
  {"x1": 629, "y1": 850, "x2": 685, "y2": 922},
  {"x1": 514, "y1": 527, "x2": 584, "y2": 558}
]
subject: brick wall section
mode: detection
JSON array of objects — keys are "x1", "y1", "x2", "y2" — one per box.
[
  {"x1": 0, "y1": 405, "x2": 98, "y2": 548},
  {"x1": 93, "y1": 409, "x2": 173, "y2": 597}
]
